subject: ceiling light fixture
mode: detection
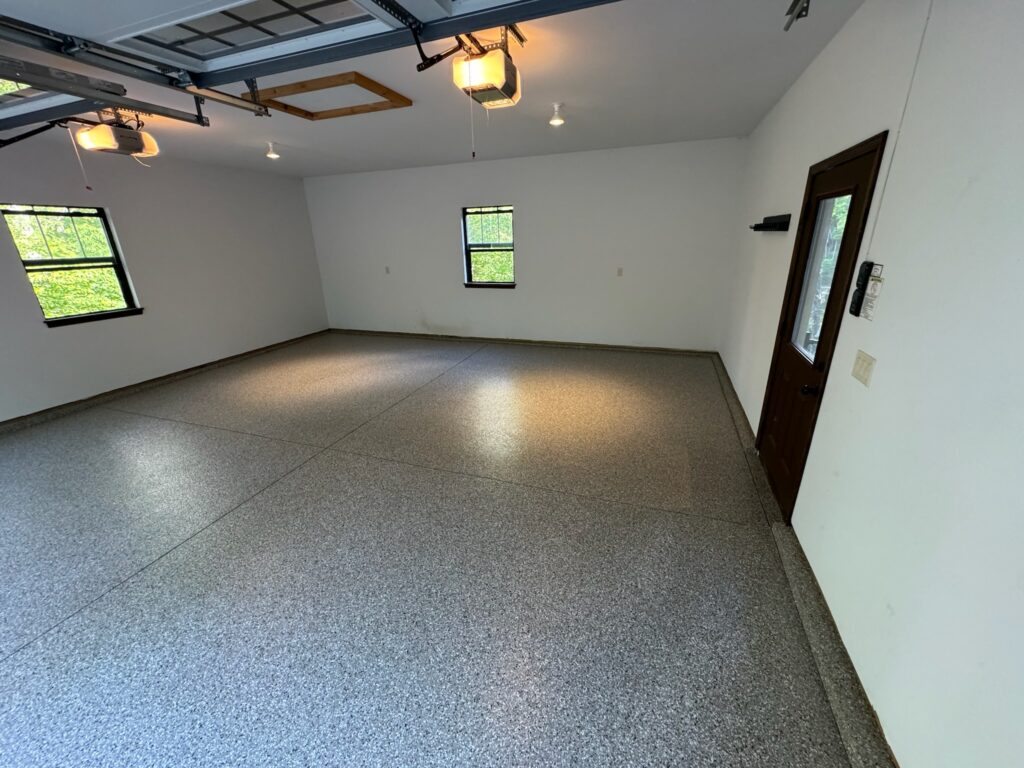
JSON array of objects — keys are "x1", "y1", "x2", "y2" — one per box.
[
  {"x1": 414, "y1": 24, "x2": 526, "y2": 110},
  {"x1": 549, "y1": 103, "x2": 565, "y2": 127},
  {"x1": 75, "y1": 123, "x2": 159, "y2": 158},
  {"x1": 266, "y1": 141, "x2": 280, "y2": 159},
  {"x1": 453, "y1": 48, "x2": 521, "y2": 109}
]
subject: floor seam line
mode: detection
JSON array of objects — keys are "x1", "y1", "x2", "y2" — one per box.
[
  {"x1": 327, "y1": 446, "x2": 756, "y2": 528},
  {"x1": 704, "y1": 361, "x2": 858, "y2": 765},
  {"x1": 0, "y1": 446, "x2": 330, "y2": 667},
  {"x1": 767, "y1": 526, "x2": 859, "y2": 768},
  {"x1": 707, "y1": 355, "x2": 776, "y2": 527},
  {"x1": 99, "y1": 405, "x2": 323, "y2": 449},
  {"x1": 324, "y1": 343, "x2": 490, "y2": 449}
]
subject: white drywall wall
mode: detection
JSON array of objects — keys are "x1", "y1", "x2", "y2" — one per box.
[
  {"x1": 721, "y1": 1, "x2": 1024, "y2": 766},
  {"x1": 0, "y1": 136, "x2": 327, "y2": 422},
  {"x1": 304, "y1": 139, "x2": 745, "y2": 350}
]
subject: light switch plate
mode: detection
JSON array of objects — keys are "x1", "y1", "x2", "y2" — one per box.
[{"x1": 852, "y1": 350, "x2": 876, "y2": 387}]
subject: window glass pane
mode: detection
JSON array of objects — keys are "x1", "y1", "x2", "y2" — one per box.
[
  {"x1": 495, "y1": 212, "x2": 513, "y2": 243},
  {"x1": 470, "y1": 250, "x2": 514, "y2": 283},
  {"x1": 26, "y1": 267, "x2": 128, "y2": 319},
  {"x1": 3, "y1": 204, "x2": 136, "y2": 321},
  {"x1": 3, "y1": 214, "x2": 50, "y2": 259},
  {"x1": 465, "y1": 215, "x2": 484, "y2": 244},
  {"x1": 36, "y1": 216, "x2": 84, "y2": 259},
  {"x1": 792, "y1": 195, "x2": 852, "y2": 361},
  {"x1": 73, "y1": 217, "x2": 114, "y2": 259}
]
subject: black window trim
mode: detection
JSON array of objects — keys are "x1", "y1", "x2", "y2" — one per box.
[
  {"x1": 1, "y1": 204, "x2": 143, "y2": 326},
  {"x1": 461, "y1": 204, "x2": 516, "y2": 289}
]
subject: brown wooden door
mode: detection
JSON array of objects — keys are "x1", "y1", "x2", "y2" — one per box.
[{"x1": 757, "y1": 133, "x2": 888, "y2": 521}]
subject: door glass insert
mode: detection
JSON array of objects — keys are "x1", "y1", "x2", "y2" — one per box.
[{"x1": 791, "y1": 194, "x2": 852, "y2": 361}]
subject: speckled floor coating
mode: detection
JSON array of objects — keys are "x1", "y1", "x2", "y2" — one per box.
[{"x1": 0, "y1": 334, "x2": 851, "y2": 767}]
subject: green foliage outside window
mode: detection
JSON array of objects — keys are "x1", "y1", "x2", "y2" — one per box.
[
  {"x1": 0, "y1": 79, "x2": 27, "y2": 96},
  {"x1": 470, "y1": 250, "x2": 514, "y2": 283},
  {"x1": 464, "y1": 206, "x2": 515, "y2": 284},
  {"x1": 27, "y1": 268, "x2": 128, "y2": 318},
  {"x1": 1, "y1": 205, "x2": 133, "y2": 320}
]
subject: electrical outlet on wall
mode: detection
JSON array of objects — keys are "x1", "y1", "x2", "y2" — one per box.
[
  {"x1": 852, "y1": 350, "x2": 876, "y2": 387},
  {"x1": 385, "y1": 266, "x2": 391, "y2": 274},
  {"x1": 616, "y1": 267, "x2": 623, "y2": 277}
]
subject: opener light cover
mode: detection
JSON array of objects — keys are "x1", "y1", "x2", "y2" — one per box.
[
  {"x1": 453, "y1": 49, "x2": 521, "y2": 109},
  {"x1": 75, "y1": 124, "x2": 159, "y2": 158}
]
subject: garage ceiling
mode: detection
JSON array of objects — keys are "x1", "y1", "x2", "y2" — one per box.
[{"x1": 0, "y1": 0, "x2": 865, "y2": 176}]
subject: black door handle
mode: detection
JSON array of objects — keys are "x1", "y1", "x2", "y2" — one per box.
[{"x1": 800, "y1": 384, "x2": 820, "y2": 396}]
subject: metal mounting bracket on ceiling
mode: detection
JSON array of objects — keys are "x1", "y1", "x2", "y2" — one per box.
[
  {"x1": 0, "y1": 54, "x2": 209, "y2": 131},
  {"x1": 784, "y1": 0, "x2": 810, "y2": 31},
  {"x1": 414, "y1": 22, "x2": 525, "y2": 73},
  {"x1": 364, "y1": 0, "x2": 425, "y2": 33}
]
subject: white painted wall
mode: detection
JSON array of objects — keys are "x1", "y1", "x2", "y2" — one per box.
[
  {"x1": 304, "y1": 139, "x2": 745, "y2": 350},
  {"x1": 0, "y1": 137, "x2": 327, "y2": 422},
  {"x1": 721, "y1": 1, "x2": 1024, "y2": 766}
]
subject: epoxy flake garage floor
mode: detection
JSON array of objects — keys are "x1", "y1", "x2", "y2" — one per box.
[{"x1": 0, "y1": 333, "x2": 850, "y2": 767}]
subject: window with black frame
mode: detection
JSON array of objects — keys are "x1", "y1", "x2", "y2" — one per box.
[
  {"x1": 1, "y1": 204, "x2": 141, "y2": 326},
  {"x1": 462, "y1": 205, "x2": 515, "y2": 287}
]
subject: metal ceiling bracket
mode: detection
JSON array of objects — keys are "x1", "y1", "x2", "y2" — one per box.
[
  {"x1": 244, "y1": 78, "x2": 261, "y2": 103},
  {"x1": 508, "y1": 24, "x2": 527, "y2": 46},
  {"x1": 185, "y1": 85, "x2": 269, "y2": 116},
  {"x1": 413, "y1": 31, "x2": 470, "y2": 72},
  {"x1": 784, "y1": 0, "x2": 810, "y2": 31},
  {"x1": 364, "y1": 0, "x2": 424, "y2": 32}
]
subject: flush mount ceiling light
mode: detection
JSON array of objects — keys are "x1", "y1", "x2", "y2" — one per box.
[
  {"x1": 75, "y1": 121, "x2": 159, "y2": 158},
  {"x1": 266, "y1": 141, "x2": 280, "y2": 159},
  {"x1": 549, "y1": 103, "x2": 565, "y2": 127}
]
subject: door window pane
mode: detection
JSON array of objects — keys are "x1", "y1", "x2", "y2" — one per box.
[{"x1": 792, "y1": 195, "x2": 852, "y2": 361}]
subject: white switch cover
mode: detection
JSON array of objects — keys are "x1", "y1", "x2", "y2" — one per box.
[{"x1": 852, "y1": 350, "x2": 876, "y2": 387}]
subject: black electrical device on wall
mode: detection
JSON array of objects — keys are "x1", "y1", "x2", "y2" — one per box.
[
  {"x1": 849, "y1": 261, "x2": 875, "y2": 316},
  {"x1": 750, "y1": 214, "x2": 791, "y2": 232}
]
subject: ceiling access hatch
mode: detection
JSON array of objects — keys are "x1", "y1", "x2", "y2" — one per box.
[{"x1": 244, "y1": 72, "x2": 412, "y2": 120}]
